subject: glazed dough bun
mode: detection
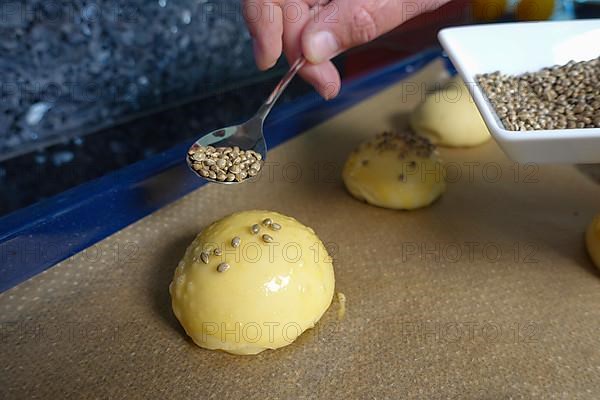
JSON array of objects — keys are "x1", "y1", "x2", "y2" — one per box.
[
  {"x1": 170, "y1": 210, "x2": 335, "y2": 355},
  {"x1": 586, "y1": 213, "x2": 600, "y2": 269},
  {"x1": 342, "y1": 131, "x2": 446, "y2": 210},
  {"x1": 410, "y1": 76, "x2": 491, "y2": 147}
]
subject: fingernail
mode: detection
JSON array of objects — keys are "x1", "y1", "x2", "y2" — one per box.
[{"x1": 305, "y1": 31, "x2": 339, "y2": 64}]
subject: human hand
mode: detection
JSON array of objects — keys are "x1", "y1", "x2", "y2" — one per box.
[{"x1": 243, "y1": 0, "x2": 450, "y2": 99}]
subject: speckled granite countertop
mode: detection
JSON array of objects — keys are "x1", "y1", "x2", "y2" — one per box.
[{"x1": 0, "y1": 0, "x2": 258, "y2": 158}]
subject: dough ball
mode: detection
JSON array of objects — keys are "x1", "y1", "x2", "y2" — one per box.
[
  {"x1": 586, "y1": 213, "x2": 600, "y2": 269},
  {"x1": 169, "y1": 210, "x2": 335, "y2": 355},
  {"x1": 342, "y1": 131, "x2": 446, "y2": 210},
  {"x1": 410, "y1": 76, "x2": 491, "y2": 147}
]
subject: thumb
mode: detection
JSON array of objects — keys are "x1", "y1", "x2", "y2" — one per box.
[{"x1": 301, "y1": 0, "x2": 444, "y2": 64}]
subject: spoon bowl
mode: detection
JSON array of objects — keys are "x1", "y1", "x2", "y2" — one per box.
[
  {"x1": 186, "y1": 118, "x2": 267, "y2": 185},
  {"x1": 187, "y1": 58, "x2": 305, "y2": 183}
]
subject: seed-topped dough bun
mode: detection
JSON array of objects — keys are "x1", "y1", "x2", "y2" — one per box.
[
  {"x1": 342, "y1": 131, "x2": 446, "y2": 210},
  {"x1": 586, "y1": 213, "x2": 600, "y2": 269},
  {"x1": 169, "y1": 210, "x2": 335, "y2": 355}
]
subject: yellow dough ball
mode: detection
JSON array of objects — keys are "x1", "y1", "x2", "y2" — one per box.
[
  {"x1": 342, "y1": 132, "x2": 446, "y2": 210},
  {"x1": 410, "y1": 76, "x2": 491, "y2": 148},
  {"x1": 586, "y1": 214, "x2": 600, "y2": 269},
  {"x1": 472, "y1": 0, "x2": 508, "y2": 21},
  {"x1": 169, "y1": 210, "x2": 335, "y2": 355},
  {"x1": 516, "y1": 0, "x2": 555, "y2": 21}
]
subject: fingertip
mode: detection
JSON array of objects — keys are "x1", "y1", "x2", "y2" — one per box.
[
  {"x1": 324, "y1": 83, "x2": 340, "y2": 100},
  {"x1": 319, "y1": 79, "x2": 341, "y2": 100},
  {"x1": 252, "y1": 38, "x2": 278, "y2": 70},
  {"x1": 318, "y1": 63, "x2": 341, "y2": 100},
  {"x1": 299, "y1": 62, "x2": 341, "y2": 100},
  {"x1": 315, "y1": 79, "x2": 340, "y2": 100}
]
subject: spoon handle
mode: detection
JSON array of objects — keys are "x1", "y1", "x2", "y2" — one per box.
[{"x1": 256, "y1": 57, "x2": 306, "y2": 121}]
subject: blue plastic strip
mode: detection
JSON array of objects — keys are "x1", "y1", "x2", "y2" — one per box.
[{"x1": 0, "y1": 49, "x2": 444, "y2": 292}]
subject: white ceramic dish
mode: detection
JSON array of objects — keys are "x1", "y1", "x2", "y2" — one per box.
[{"x1": 439, "y1": 20, "x2": 600, "y2": 164}]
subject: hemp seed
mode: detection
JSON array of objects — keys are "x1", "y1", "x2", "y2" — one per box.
[
  {"x1": 262, "y1": 218, "x2": 272, "y2": 227},
  {"x1": 217, "y1": 263, "x2": 230, "y2": 273},
  {"x1": 200, "y1": 252, "x2": 209, "y2": 264}
]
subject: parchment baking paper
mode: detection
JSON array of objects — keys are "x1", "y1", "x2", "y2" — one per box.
[{"x1": 2, "y1": 60, "x2": 600, "y2": 399}]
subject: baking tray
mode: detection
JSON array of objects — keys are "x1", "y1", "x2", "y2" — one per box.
[
  {"x1": 2, "y1": 50, "x2": 600, "y2": 399},
  {"x1": 0, "y1": 50, "x2": 443, "y2": 293}
]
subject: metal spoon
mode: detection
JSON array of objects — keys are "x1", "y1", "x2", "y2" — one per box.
[{"x1": 186, "y1": 57, "x2": 306, "y2": 184}]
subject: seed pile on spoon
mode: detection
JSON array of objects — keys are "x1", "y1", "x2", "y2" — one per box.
[
  {"x1": 188, "y1": 145, "x2": 263, "y2": 182},
  {"x1": 477, "y1": 57, "x2": 600, "y2": 131}
]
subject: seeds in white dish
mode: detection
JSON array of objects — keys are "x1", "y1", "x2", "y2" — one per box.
[{"x1": 477, "y1": 57, "x2": 600, "y2": 131}]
